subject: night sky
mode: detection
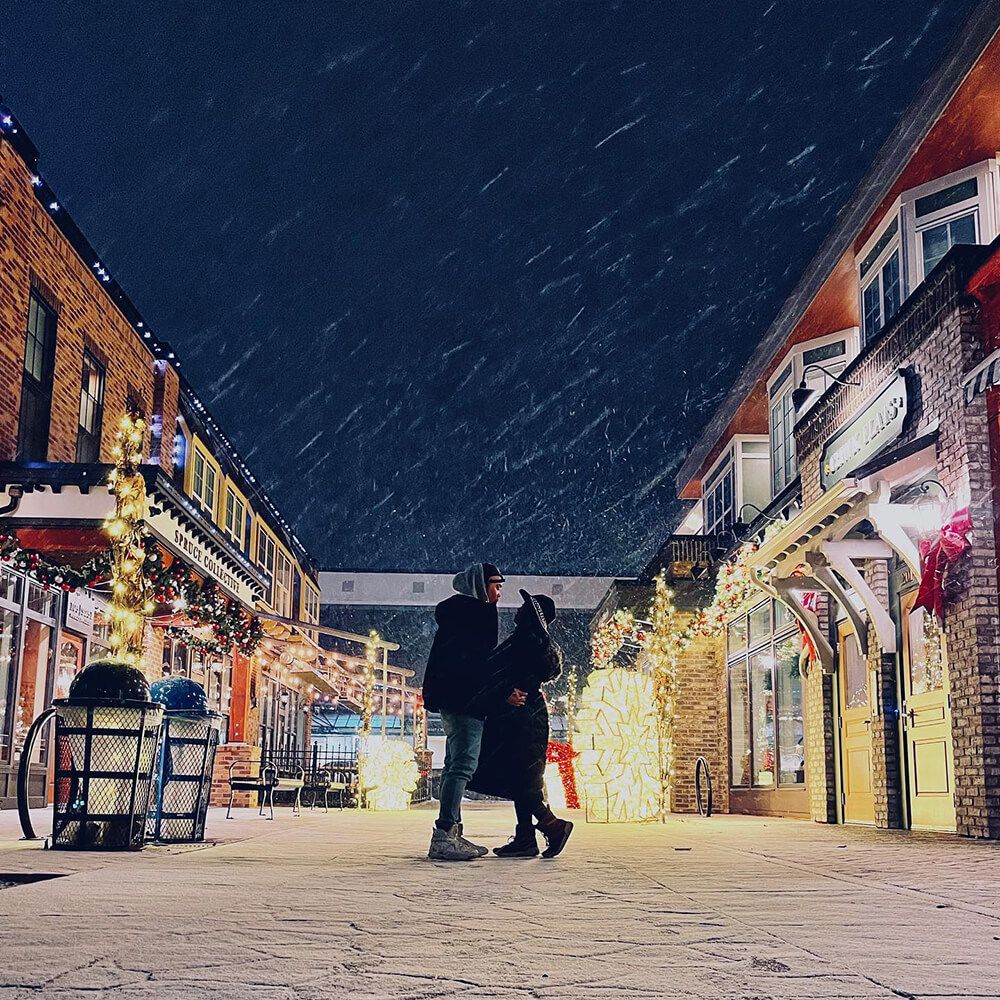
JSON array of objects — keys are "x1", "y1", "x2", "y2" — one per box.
[{"x1": 2, "y1": 2, "x2": 978, "y2": 576}]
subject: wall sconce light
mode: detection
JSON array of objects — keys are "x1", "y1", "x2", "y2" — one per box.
[{"x1": 792, "y1": 363, "x2": 861, "y2": 412}]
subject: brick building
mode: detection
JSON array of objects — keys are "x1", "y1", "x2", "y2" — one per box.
[
  {"x1": 656, "y1": 1, "x2": 1000, "y2": 835},
  {"x1": 0, "y1": 102, "x2": 379, "y2": 808}
]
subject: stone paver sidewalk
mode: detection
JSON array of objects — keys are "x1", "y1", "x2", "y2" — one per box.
[{"x1": 0, "y1": 804, "x2": 999, "y2": 998}]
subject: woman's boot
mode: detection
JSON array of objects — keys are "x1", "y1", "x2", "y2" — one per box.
[
  {"x1": 537, "y1": 816, "x2": 573, "y2": 858},
  {"x1": 493, "y1": 824, "x2": 539, "y2": 858}
]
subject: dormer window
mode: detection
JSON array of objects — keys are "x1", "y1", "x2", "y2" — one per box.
[
  {"x1": 858, "y1": 217, "x2": 902, "y2": 344},
  {"x1": 702, "y1": 436, "x2": 770, "y2": 536},
  {"x1": 902, "y1": 160, "x2": 1000, "y2": 287}
]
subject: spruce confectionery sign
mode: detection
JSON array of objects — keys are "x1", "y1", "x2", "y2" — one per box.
[{"x1": 820, "y1": 369, "x2": 908, "y2": 489}]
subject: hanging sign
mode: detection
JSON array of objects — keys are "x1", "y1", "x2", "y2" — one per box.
[
  {"x1": 65, "y1": 590, "x2": 101, "y2": 633},
  {"x1": 821, "y1": 370, "x2": 908, "y2": 489}
]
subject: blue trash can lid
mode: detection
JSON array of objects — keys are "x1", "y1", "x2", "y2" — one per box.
[
  {"x1": 150, "y1": 676, "x2": 209, "y2": 714},
  {"x1": 68, "y1": 658, "x2": 151, "y2": 703}
]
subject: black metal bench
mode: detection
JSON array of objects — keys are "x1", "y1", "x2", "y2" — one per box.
[
  {"x1": 226, "y1": 760, "x2": 304, "y2": 820},
  {"x1": 303, "y1": 763, "x2": 357, "y2": 811}
]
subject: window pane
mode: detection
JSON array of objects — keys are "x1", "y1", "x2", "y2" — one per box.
[
  {"x1": 922, "y1": 221, "x2": 951, "y2": 275},
  {"x1": 862, "y1": 277, "x2": 881, "y2": 338},
  {"x1": 193, "y1": 452, "x2": 205, "y2": 497},
  {"x1": 773, "y1": 600, "x2": 794, "y2": 630},
  {"x1": 950, "y1": 212, "x2": 977, "y2": 248},
  {"x1": 750, "y1": 650, "x2": 775, "y2": 786},
  {"x1": 907, "y1": 607, "x2": 944, "y2": 695},
  {"x1": 729, "y1": 661, "x2": 750, "y2": 787},
  {"x1": 727, "y1": 616, "x2": 747, "y2": 657},
  {"x1": 17, "y1": 619, "x2": 54, "y2": 763},
  {"x1": 774, "y1": 635, "x2": 804, "y2": 784},
  {"x1": 748, "y1": 602, "x2": 770, "y2": 645},
  {"x1": 842, "y1": 633, "x2": 868, "y2": 709},
  {"x1": 881, "y1": 252, "x2": 900, "y2": 324},
  {"x1": 914, "y1": 177, "x2": 977, "y2": 218}
]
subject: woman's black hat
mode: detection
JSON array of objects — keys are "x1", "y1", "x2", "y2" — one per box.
[{"x1": 519, "y1": 588, "x2": 557, "y2": 631}]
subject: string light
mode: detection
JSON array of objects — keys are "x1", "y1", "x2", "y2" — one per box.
[
  {"x1": 357, "y1": 736, "x2": 419, "y2": 810},
  {"x1": 103, "y1": 411, "x2": 153, "y2": 667}
]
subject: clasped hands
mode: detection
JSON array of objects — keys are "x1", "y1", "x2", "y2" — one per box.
[{"x1": 506, "y1": 688, "x2": 527, "y2": 707}]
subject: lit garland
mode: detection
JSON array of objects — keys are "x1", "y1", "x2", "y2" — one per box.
[
  {"x1": 357, "y1": 736, "x2": 419, "y2": 810},
  {"x1": 360, "y1": 630, "x2": 379, "y2": 739},
  {"x1": 644, "y1": 572, "x2": 681, "y2": 817},
  {"x1": 591, "y1": 610, "x2": 645, "y2": 669},
  {"x1": 104, "y1": 412, "x2": 155, "y2": 665},
  {"x1": 565, "y1": 664, "x2": 578, "y2": 746}
]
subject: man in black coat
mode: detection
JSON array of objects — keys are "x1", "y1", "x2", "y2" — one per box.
[{"x1": 424, "y1": 562, "x2": 508, "y2": 861}]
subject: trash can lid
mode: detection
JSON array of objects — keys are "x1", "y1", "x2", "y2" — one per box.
[
  {"x1": 68, "y1": 658, "x2": 152, "y2": 703},
  {"x1": 150, "y1": 676, "x2": 209, "y2": 714}
]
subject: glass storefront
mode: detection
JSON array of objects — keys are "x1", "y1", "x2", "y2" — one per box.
[
  {"x1": 258, "y1": 673, "x2": 306, "y2": 758},
  {"x1": 727, "y1": 599, "x2": 805, "y2": 791},
  {"x1": 159, "y1": 634, "x2": 232, "y2": 740}
]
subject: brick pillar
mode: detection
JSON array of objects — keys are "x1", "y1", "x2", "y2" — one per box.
[
  {"x1": 210, "y1": 743, "x2": 261, "y2": 808},
  {"x1": 671, "y1": 632, "x2": 729, "y2": 814},
  {"x1": 865, "y1": 559, "x2": 904, "y2": 829}
]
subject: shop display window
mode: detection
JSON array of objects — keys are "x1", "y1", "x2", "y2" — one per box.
[
  {"x1": 0, "y1": 607, "x2": 20, "y2": 760},
  {"x1": 727, "y1": 600, "x2": 804, "y2": 789},
  {"x1": 907, "y1": 607, "x2": 945, "y2": 696}
]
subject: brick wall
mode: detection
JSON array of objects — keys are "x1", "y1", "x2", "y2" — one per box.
[
  {"x1": 671, "y1": 632, "x2": 729, "y2": 814},
  {"x1": 0, "y1": 141, "x2": 163, "y2": 464},
  {"x1": 795, "y1": 249, "x2": 1000, "y2": 836}
]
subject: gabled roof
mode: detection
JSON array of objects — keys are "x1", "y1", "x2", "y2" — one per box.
[{"x1": 676, "y1": 0, "x2": 1000, "y2": 495}]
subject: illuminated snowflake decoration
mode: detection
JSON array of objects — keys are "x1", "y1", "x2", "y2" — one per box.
[{"x1": 358, "y1": 736, "x2": 419, "y2": 810}]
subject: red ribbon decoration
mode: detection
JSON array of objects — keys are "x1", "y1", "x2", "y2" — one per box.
[
  {"x1": 913, "y1": 507, "x2": 972, "y2": 620},
  {"x1": 546, "y1": 740, "x2": 580, "y2": 809},
  {"x1": 797, "y1": 591, "x2": 819, "y2": 666}
]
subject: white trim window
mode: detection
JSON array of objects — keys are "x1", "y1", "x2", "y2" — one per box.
[
  {"x1": 768, "y1": 362, "x2": 797, "y2": 496},
  {"x1": 257, "y1": 530, "x2": 276, "y2": 607},
  {"x1": 191, "y1": 449, "x2": 217, "y2": 516},
  {"x1": 858, "y1": 216, "x2": 902, "y2": 344},
  {"x1": 767, "y1": 330, "x2": 859, "y2": 496},
  {"x1": 224, "y1": 488, "x2": 245, "y2": 549},
  {"x1": 902, "y1": 160, "x2": 1000, "y2": 287},
  {"x1": 273, "y1": 549, "x2": 293, "y2": 618},
  {"x1": 702, "y1": 436, "x2": 770, "y2": 535}
]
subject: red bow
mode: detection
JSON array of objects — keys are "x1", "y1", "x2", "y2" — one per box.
[
  {"x1": 797, "y1": 591, "x2": 819, "y2": 665},
  {"x1": 914, "y1": 508, "x2": 972, "y2": 620}
]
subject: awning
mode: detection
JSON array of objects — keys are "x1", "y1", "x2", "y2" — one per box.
[
  {"x1": 962, "y1": 347, "x2": 1000, "y2": 404},
  {"x1": 748, "y1": 478, "x2": 909, "y2": 673}
]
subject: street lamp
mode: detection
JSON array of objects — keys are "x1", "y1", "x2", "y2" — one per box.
[{"x1": 792, "y1": 363, "x2": 861, "y2": 412}]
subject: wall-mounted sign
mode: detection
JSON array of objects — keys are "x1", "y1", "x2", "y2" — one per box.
[
  {"x1": 821, "y1": 370, "x2": 908, "y2": 489},
  {"x1": 65, "y1": 590, "x2": 101, "y2": 634},
  {"x1": 146, "y1": 506, "x2": 261, "y2": 606}
]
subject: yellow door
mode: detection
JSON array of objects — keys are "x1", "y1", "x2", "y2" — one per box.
[
  {"x1": 839, "y1": 624, "x2": 875, "y2": 824},
  {"x1": 901, "y1": 595, "x2": 956, "y2": 831}
]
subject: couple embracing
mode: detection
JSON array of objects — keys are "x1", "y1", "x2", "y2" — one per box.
[{"x1": 422, "y1": 563, "x2": 573, "y2": 861}]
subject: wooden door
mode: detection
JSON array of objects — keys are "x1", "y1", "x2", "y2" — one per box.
[
  {"x1": 839, "y1": 624, "x2": 875, "y2": 824},
  {"x1": 901, "y1": 594, "x2": 956, "y2": 831}
]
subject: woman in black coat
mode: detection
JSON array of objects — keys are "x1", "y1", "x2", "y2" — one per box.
[{"x1": 467, "y1": 590, "x2": 574, "y2": 859}]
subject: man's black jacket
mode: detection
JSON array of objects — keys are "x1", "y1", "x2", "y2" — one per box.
[{"x1": 422, "y1": 594, "x2": 499, "y2": 719}]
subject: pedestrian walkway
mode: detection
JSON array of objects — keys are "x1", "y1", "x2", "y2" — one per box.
[{"x1": 0, "y1": 804, "x2": 998, "y2": 998}]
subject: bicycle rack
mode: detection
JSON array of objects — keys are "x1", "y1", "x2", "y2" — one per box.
[
  {"x1": 17, "y1": 708, "x2": 56, "y2": 841},
  {"x1": 695, "y1": 756, "x2": 713, "y2": 818}
]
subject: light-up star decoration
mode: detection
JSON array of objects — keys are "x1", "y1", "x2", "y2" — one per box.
[{"x1": 574, "y1": 667, "x2": 660, "y2": 823}]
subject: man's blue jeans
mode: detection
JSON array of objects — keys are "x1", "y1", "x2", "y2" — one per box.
[{"x1": 436, "y1": 711, "x2": 484, "y2": 830}]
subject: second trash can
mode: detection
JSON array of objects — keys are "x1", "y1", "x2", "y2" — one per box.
[
  {"x1": 52, "y1": 658, "x2": 164, "y2": 851},
  {"x1": 147, "y1": 677, "x2": 224, "y2": 843}
]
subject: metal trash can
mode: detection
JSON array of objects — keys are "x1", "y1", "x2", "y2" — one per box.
[
  {"x1": 51, "y1": 659, "x2": 164, "y2": 851},
  {"x1": 147, "y1": 677, "x2": 224, "y2": 843}
]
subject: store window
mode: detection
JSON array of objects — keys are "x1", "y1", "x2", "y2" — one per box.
[
  {"x1": 727, "y1": 600, "x2": 804, "y2": 789},
  {"x1": 0, "y1": 570, "x2": 23, "y2": 761},
  {"x1": 75, "y1": 350, "x2": 106, "y2": 463},
  {"x1": 191, "y1": 448, "x2": 218, "y2": 516},
  {"x1": 17, "y1": 291, "x2": 58, "y2": 462},
  {"x1": 13, "y1": 581, "x2": 57, "y2": 764}
]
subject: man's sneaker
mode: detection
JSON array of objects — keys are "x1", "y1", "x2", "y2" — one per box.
[
  {"x1": 493, "y1": 827, "x2": 539, "y2": 858},
  {"x1": 538, "y1": 817, "x2": 574, "y2": 859},
  {"x1": 428, "y1": 825, "x2": 479, "y2": 861},
  {"x1": 456, "y1": 822, "x2": 489, "y2": 857}
]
